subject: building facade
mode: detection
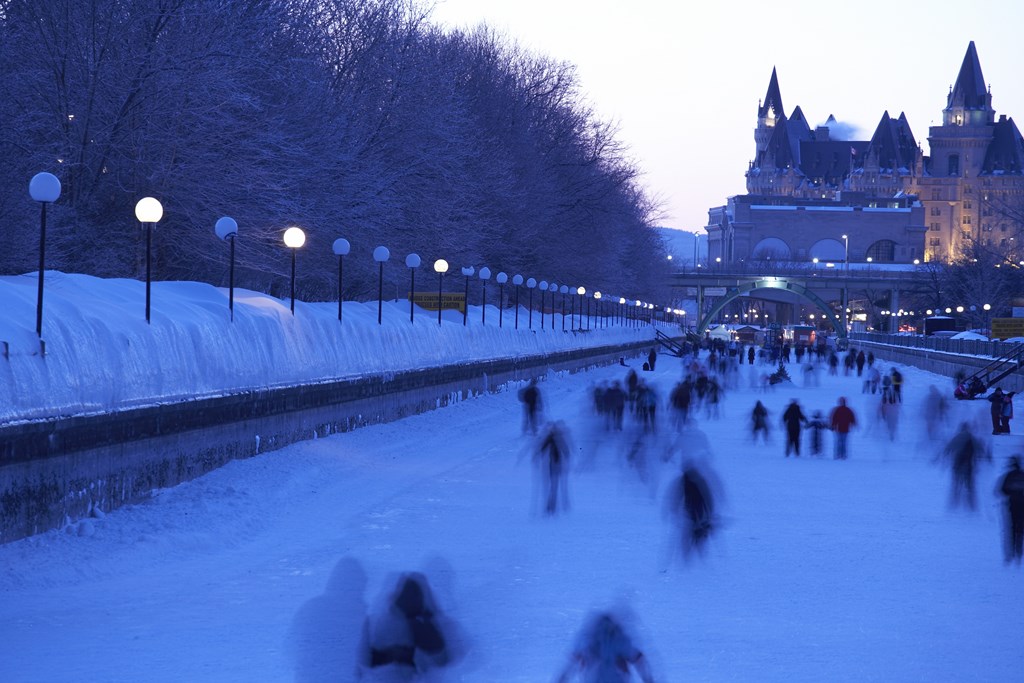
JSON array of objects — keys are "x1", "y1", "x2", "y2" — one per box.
[{"x1": 707, "y1": 42, "x2": 1024, "y2": 264}]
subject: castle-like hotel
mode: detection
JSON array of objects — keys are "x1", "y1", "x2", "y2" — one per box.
[{"x1": 706, "y1": 42, "x2": 1024, "y2": 265}]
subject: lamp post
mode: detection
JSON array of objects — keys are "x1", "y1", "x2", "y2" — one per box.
[
  {"x1": 135, "y1": 197, "x2": 164, "y2": 323},
  {"x1": 374, "y1": 246, "x2": 390, "y2": 325},
  {"x1": 513, "y1": 274, "x2": 523, "y2": 329},
  {"x1": 527, "y1": 278, "x2": 537, "y2": 329},
  {"x1": 283, "y1": 226, "x2": 305, "y2": 315},
  {"x1": 576, "y1": 287, "x2": 586, "y2": 330},
  {"x1": 549, "y1": 282, "x2": 558, "y2": 329},
  {"x1": 540, "y1": 278, "x2": 548, "y2": 329},
  {"x1": 569, "y1": 286, "x2": 577, "y2": 331},
  {"x1": 619, "y1": 297, "x2": 626, "y2": 327},
  {"x1": 842, "y1": 234, "x2": 849, "y2": 270},
  {"x1": 333, "y1": 238, "x2": 350, "y2": 323},
  {"x1": 29, "y1": 172, "x2": 61, "y2": 337},
  {"x1": 434, "y1": 259, "x2": 448, "y2": 325},
  {"x1": 594, "y1": 291, "x2": 602, "y2": 328},
  {"x1": 496, "y1": 272, "x2": 508, "y2": 327},
  {"x1": 406, "y1": 253, "x2": 420, "y2": 323},
  {"x1": 461, "y1": 266, "x2": 474, "y2": 325},
  {"x1": 560, "y1": 285, "x2": 568, "y2": 330},
  {"x1": 479, "y1": 267, "x2": 491, "y2": 324},
  {"x1": 214, "y1": 217, "x2": 238, "y2": 322}
]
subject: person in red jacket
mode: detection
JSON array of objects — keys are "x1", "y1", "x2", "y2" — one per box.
[{"x1": 829, "y1": 397, "x2": 857, "y2": 460}]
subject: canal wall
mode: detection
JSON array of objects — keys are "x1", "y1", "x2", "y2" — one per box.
[{"x1": 0, "y1": 339, "x2": 660, "y2": 543}]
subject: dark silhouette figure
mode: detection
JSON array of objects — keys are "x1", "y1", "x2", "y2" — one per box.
[
  {"x1": 855, "y1": 350, "x2": 866, "y2": 376},
  {"x1": 942, "y1": 422, "x2": 991, "y2": 510},
  {"x1": 988, "y1": 388, "x2": 1005, "y2": 434},
  {"x1": 891, "y1": 368, "x2": 904, "y2": 403},
  {"x1": 807, "y1": 410, "x2": 828, "y2": 456},
  {"x1": 360, "y1": 572, "x2": 455, "y2": 677},
  {"x1": 519, "y1": 378, "x2": 542, "y2": 435},
  {"x1": 748, "y1": 346, "x2": 755, "y2": 365},
  {"x1": 997, "y1": 457, "x2": 1024, "y2": 563},
  {"x1": 647, "y1": 347, "x2": 657, "y2": 371},
  {"x1": 667, "y1": 461, "x2": 721, "y2": 558},
  {"x1": 782, "y1": 399, "x2": 808, "y2": 457},
  {"x1": 555, "y1": 611, "x2": 655, "y2": 683},
  {"x1": 537, "y1": 421, "x2": 571, "y2": 515},
  {"x1": 829, "y1": 397, "x2": 857, "y2": 460},
  {"x1": 751, "y1": 400, "x2": 770, "y2": 444},
  {"x1": 605, "y1": 381, "x2": 626, "y2": 431}
]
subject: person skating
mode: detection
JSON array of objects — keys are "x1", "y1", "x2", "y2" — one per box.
[
  {"x1": 555, "y1": 611, "x2": 655, "y2": 683},
  {"x1": 807, "y1": 410, "x2": 828, "y2": 456},
  {"x1": 941, "y1": 421, "x2": 990, "y2": 510},
  {"x1": 829, "y1": 397, "x2": 857, "y2": 460},
  {"x1": 751, "y1": 400, "x2": 770, "y2": 444},
  {"x1": 519, "y1": 378, "x2": 542, "y2": 435},
  {"x1": 782, "y1": 399, "x2": 808, "y2": 457},
  {"x1": 997, "y1": 456, "x2": 1024, "y2": 564}
]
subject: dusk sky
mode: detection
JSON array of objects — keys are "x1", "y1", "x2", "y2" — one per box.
[{"x1": 431, "y1": 0, "x2": 1024, "y2": 234}]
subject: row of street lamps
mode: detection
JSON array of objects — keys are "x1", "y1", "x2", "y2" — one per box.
[{"x1": 28, "y1": 177, "x2": 660, "y2": 335}]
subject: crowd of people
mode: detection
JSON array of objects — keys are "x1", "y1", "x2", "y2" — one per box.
[{"x1": 310, "y1": 337, "x2": 1024, "y2": 681}]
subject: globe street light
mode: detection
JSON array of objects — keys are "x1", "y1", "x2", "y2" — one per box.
[
  {"x1": 433, "y1": 259, "x2": 448, "y2": 325},
  {"x1": 527, "y1": 278, "x2": 537, "y2": 329},
  {"x1": 512, "y1": 274, "x2": 524, "y2": 329},
  {"x1": 619, "y1": 297, "x2": 626, "y2": 327},
  {"x1": 479, "y1": 267, "x2": 491, "y2": 325},
  {"x1": 135, "y1": 197, "x2": 164, "y2": 323},
  {"x1": 29, "y1": 172, "x2": 61, "y2": 337},
  {"x1": 283, "y1": 226, "x2": 306, "y2": 315},
  {"x1": 594, "y1": 291, "x2": 602, "y2": 329},
  {"x1": 406, "y1": 253, "x2": 421, "y2": 323},
  {"x1": 214, "y1": 217, "x2": 238, "y2": 322},
  {"x1": 333, "y1": 238, "x2": 350, "y2": 323},
  {"x1": 374, "y1": 246, "x2": 390, "y2": 325},
  {"x1": 496, "y1": 272, "x2": 508, "y2": 328},
  {"x1": 576, "y1": 287, "x2": 586, "y2": 330}
]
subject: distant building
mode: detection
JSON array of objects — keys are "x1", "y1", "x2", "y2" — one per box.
[{"x1": 707, "y1": 42, "x2": 1024, "y2": 264}]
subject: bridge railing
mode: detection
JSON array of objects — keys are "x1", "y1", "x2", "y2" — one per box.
[
  {"x1": 676, "y1": 261, "x2": 931, "y2": 282},
  {"x1": 849, "y1": 331, "x2": 1015, "y2": 359}
]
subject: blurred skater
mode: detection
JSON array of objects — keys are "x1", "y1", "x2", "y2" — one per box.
[
  {"x1": 537, "y1": 421, "x2": 572, "y2": 515},
  {"x1": 807, "y1": 410, "x2": 828, "y2": 456},
  {"x1": 519, "y1": 378, "x2": 542, "y2": 435},
  {"x1": 781, "y1": 399, "x2": 807, "y2": 457},
  {"x1": 751, "y1": 400, "x2": 770, "y2": 444},
  {"x1": 555, "y1": 610, "x2": 655, "y2": 683},
  {"x1": 359, "y1": 572, "x2": 458, "y2": 680},
  {"x1": 666, "y1": 461, "x2": 721, "y2": 557},
  {"x1": 940, "y1": 422, "x2": 991, "y2": 511},
  {"x1": 829, "y1": 397, "x2": 857, "y2": 460},
  {"x1": 997, "y1": 456, "x2": 1024, "y2": 564}
]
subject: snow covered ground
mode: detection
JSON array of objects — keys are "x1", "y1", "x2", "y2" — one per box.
[
  {"x1": 0, "y1": 272, "x2": 654, "y2": 423},
  {"x1": 2, "y1": 337, "x2": 1023, "y2": 681}
]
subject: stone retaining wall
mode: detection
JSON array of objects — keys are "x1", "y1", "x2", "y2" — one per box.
[
  {"x1": 1, "y1": 339, "x2": 659, "y2": 543},
  {"x1": 850, "y1": 340, "x2": 1024, "y2": 394}
]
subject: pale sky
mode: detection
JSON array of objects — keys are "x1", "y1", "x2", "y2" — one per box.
[{"x1": 430, "y1": 0, "x2": 1024, "y2": 233}]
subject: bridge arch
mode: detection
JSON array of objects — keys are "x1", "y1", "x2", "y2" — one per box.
[{"x1": 696, "y1": 278, "x2": 847, "y2": 341}]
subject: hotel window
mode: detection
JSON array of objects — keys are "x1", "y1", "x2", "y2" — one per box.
[
  {"x1": 962, "y1": 215, "x2": 972, "y2": 225},
  {"x1": 930, "y1": 223, "x2": 941, "y2": 231},
  {"x1": 929, "y1": 237, "x2": 942, "y2": 247},
  {"x1": 948, "y1": 154, "x2": 960, "y2": 176},
  {"x1": 963, "y1": 200, "x2": 972, "y2": 209},
  {"x1": 932, "y1": 190, "x2": 941, "y2": 200},
  {"x1": 930, "y1": 206, "x2": 941, "y2": 216}
]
